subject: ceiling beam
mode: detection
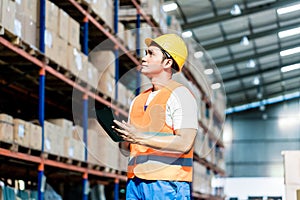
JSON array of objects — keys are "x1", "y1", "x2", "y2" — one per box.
[
  {"x1": 202, "y1": 22, "x2": 300, "y2": 50},
  {"x1": 222, "y1": 60, "x2": 299, "y2": 83},
  {"x1": 226, "y1": 72, "x2": 300, "y2": 95},
  {"x1": 229, "y1": 85, "x2": 300, "y2": 107},
  {"x1": 182, "y1": 0, "x2": 299, "y2": 30},
  {"x1": 214, "y1": 42, "x2": 300, "y2": 67}
]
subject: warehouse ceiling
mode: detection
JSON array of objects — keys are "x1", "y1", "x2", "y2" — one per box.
[{"x1": 164, "y1": 0, "x2": 300, "y2": 111}]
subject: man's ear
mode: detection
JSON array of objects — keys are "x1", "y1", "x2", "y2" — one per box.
[{"x1": 163, "y1": 58, "x2": 173, "y2": 70}]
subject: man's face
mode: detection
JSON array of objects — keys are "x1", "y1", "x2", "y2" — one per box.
[{"x1": 140, "y1": 46, "x2": 166, "y2": 77}]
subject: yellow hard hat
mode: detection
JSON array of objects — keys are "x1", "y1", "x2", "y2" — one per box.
[{"x1": 145, "y1": 34, "x2": 188, "y2": 72}]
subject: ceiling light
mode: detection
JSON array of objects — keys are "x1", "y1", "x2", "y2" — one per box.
[
  {"x1": 182, "y1": 31, "x2": 192, "y2": 38},
  {"x1": 162, "y1": 2, "x2": 178, "y2": 12},
  {"x1": 281, "y1": 63, "x2": 300, "y2": 73},
  {"x1": 230, "y1": 4, "x2": 242, "y2": 16},
  {"x1": 204, "y1": 68, "x2": 213, "y2": 75},
  {"x1": 277, "y1": 3, "x2": 300, "y2": 15},
  {"x1": 194, "y1": 51, "x2": 204, "y2": 58},
  {"x1": 211, "y1": 83, "x2": 221, "y2": 90},
  {"x1": 246, "y1": 59, "x2": 256, "y2": 68},
  {"x1": 253, "y1": 77, "x2": 260, "y2": 85},
  {"x1": 257, "y1": 92, "x2": 262, "y2": 99},
  {"x1": 280, "y1": 47, "x2": 300, "y2": 56},
  {"x1": 278, "y1": 27, "x2": 300, "y2": 38},
  {"x1": 240, "y1": 36, "x2": 249, "y2": 46}
]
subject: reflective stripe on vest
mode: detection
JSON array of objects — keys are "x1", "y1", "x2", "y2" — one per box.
[
  {"x1": 128, "y1": 155, "x2": 193, "y2": 167},
  {"x1": 128, "y1": 80, "x2": 193, "y2": 182}
]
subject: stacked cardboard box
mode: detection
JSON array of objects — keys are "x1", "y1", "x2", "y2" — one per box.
[
  {"x1": 0, "y1": 113, "x2": 14, "y2": 144},
  {"x1": 0, "y1": 0, "x2": 16, "y2": 33},
  {"x1": 90, "y1": 0, "x2": 113, "y2": 29},
  {"x1": 87, "y1": 118, "x2": 119, "y2": 170},
  {"x1": 28, "y1": 123, "x2": 42, "y2": 150},
  {"x1": 44, "y1": 120, "x2": 64, "y2": 156},
  {"x1": 119, "y1": 0, "x2": 163, "y2": 25},
  {"x1": 90, "y1": 50, "x2": 116, "y2": 98},
  {"x1": 13, "y1": 119, "x2": 30, "y2": 147},
  {"x1": 193, "y1": 161, "x2": 212, "y2": 194},
  {"x1": 194, "y1": 128, "x2": 211, "y2": 160},
  {"x1": 66, "y1": 124, "x2": 85, "y2": 161}
]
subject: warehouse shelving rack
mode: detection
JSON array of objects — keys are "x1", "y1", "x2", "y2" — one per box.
[{"x1": 0, "y1": 0, "x2": 225, "y2": 199}]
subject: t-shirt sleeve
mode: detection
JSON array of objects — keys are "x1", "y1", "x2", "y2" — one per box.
[{"x1": 167, "y1": 86, "x2": 198, "y2": 130}]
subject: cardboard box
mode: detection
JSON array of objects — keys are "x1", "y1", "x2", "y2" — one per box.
[
  {"x1": 89, "y1": 50, "x2": 116, "y2": 75},
  {"x1": 0, "y1": 113, "x2": 14, "y2": 143},
  {"x1": 29, "y1": 123, "x2": 42, "y2": 150},
  {"x1": 45, "y1": 0, "x2": 58, "y2": 33},
  {"x1": 91, "y1": 0, "x2": 113, "y2": 29},
  {"x1": 113, "y1": 82, "x2": 127, "y2": 106},
  {"x1": 72, "y1": 125, "x2": 84, "y2": 141},
  {"x1": 13, "y1": 119, "x2": 30, "y2": 147},
  {"x1": 67, "y1": 45, "x2": 83, "y2": 77},
  {"x1": 38, "y1": 29, "x2": 56, "y2": 61},
  {"x1": 0, "y1": 0, "x2": 16, "y2": 33},
  {"x1": 97, "y1": 70, "x2": 115, "y2": 98},
  {"x1": 24, "y1": 0, "x2": 38, "y2": 22},
  {"x1": 88, "y1": 118, "x2": 120, "y2": 168},
  {"x1": 44, "y1": 121, "x2": 63, "y2": 156},
  {"x1": 64, "y1": 137, "x2": 85, "y2": 161},
  {"x1": 87, "y1": 123, "x2": 119, "y2": 169},
  {"x1": 48, "y1": 118, "x2": 73, "y2": 138},
  {"x1": 68, "y1": 17, "x2": 80, "y2": 49},
  {"x1": 54, "y1": 36, "x2": 68, "y2": 69},
  {"x1": 58, "y1": 9, "x2": 69, "y2": 41},
  {"x1": 23, "y1": 16, "x2": 37, "y2": 47},
  {"x1": 84, "y1": 62, "x2": 99, "y2": 88}
]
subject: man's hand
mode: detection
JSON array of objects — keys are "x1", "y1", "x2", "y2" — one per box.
[
  {"x1": 112, "y1": 120, "x2": 197, "y2": 154},
  {"x1": 112, "y1": 120, "x2": 141, "y2": 144}
]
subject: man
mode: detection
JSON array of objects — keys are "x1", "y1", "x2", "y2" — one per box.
[{"x1": 113, "y1": 33, "x2": 198, "y2": 199}]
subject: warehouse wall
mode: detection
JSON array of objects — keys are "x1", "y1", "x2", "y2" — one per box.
[{"x1": 224, "y1": 98, "x2": 300, "y2": 177}]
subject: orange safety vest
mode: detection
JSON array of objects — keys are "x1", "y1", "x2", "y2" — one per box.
[{"x1": 128, "y1": 80, "x2": 193, "y2": 182}]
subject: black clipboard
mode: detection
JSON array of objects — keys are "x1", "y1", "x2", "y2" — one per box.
[{"x1": 95, "y1": 104, "x2": 124, "y2": 142}]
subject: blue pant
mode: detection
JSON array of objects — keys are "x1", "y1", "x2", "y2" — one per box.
[{"x1": 126, "y1": 177, "x2": 192, "y2": 200}]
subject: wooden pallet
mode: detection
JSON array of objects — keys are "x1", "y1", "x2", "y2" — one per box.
[{"x1": 0, "y1": 141, "x2": 42, "y2": 157}]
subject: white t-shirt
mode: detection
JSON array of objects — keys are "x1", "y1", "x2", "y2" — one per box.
[{"x1": 129, "y1": 86, "x2": 198, "y2": 130}]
